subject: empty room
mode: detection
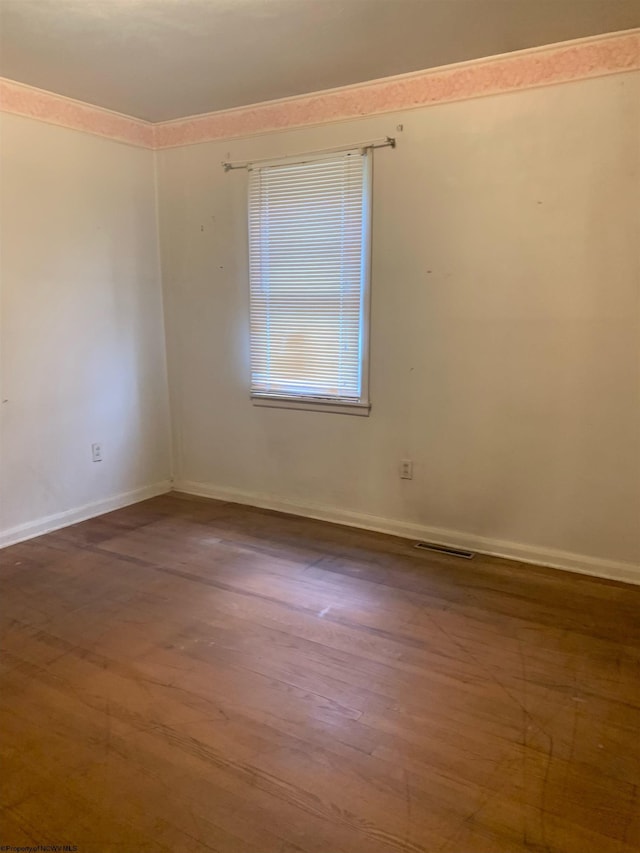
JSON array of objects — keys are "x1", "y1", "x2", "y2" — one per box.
[{"x1": 1, "y1": 1, "x2": 639, "y2": 851}]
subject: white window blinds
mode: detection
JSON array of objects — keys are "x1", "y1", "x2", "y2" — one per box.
[{"x1": 248, "y1": 150, "x2": 370, "y2": 407}]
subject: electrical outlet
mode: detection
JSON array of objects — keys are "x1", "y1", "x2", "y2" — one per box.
[
  {"x1": 400, "y1": 459, "x2": 413, "y2": 480},
  {"x1": 91, "y1": 443, "x2": 103, "y2": 463}
]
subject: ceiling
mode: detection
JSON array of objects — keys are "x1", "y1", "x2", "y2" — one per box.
[{"x1": 1, "y1": 0, "x2": 638, "y2": 123}]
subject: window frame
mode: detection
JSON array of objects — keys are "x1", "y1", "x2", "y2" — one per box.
[{"x1": 247, "y1": 149, "x2": 372, "y2": 416}]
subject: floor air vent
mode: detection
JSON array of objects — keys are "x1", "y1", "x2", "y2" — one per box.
[{"x1": 414, "y1": 542, "x2": 475, "y2": 559}]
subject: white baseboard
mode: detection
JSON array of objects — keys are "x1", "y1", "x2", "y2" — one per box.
[
  {"x1": 173, "y1": 479, "x2": 640, "y2": 586},
  {"x1": 0, "y1": 481, "x2": 172, "y2": 550}
]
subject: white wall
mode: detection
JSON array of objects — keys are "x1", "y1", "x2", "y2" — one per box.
[
  {"x1": 158, "y1": 72, "x2": 640, "y2": 581},
  {"x1": 0, "y1": 113, "x2": 171, "y2": 543}
]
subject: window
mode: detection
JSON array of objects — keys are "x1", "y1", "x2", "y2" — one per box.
[{"x1": 248, "y1": 149, "x2": 371, "y2": 414}]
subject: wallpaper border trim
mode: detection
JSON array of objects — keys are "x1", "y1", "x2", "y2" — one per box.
[{"x1": 1, "y1": 29, "x2": 638, "y2": 149}]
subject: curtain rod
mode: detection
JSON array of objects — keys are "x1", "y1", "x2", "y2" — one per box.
[{"x1": 221, "y1": 136, "x2": 395, "y2": 172}]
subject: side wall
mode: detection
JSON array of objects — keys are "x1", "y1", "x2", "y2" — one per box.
[
  {"x1": 0, "y1": 113, "x2": 171, "y2": 544},
  {"x1": 158, "y1": 72, "x2": 640, "y2": 582}
]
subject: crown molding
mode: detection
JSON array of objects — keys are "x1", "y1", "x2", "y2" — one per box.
[
  {"x1": 153, "y1": 29, "x2": 639, "y2": 148},
  {"x1": 1, "y1": 29, "x2": 638, "y2": 150},
  {"x1": 0, "y1": 77, "x2": 154, "y2": 148}
]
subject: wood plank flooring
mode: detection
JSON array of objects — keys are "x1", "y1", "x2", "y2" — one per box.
[{"x1": 1, "y1": 492, "x2": 639, "y2": 852}]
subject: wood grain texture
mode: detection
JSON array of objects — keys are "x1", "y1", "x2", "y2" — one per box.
[{"x1": 1, "y1": 492, "x2": 639, "y2": 852}]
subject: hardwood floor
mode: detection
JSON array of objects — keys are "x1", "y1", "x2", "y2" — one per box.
[{"x1": 1, "y1": 493, "x2": 639, "y2": 853}]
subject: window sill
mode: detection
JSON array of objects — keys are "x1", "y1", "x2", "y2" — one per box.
[{"x1": 251, "y1": 395, "x2": 371, "y2": 416}]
